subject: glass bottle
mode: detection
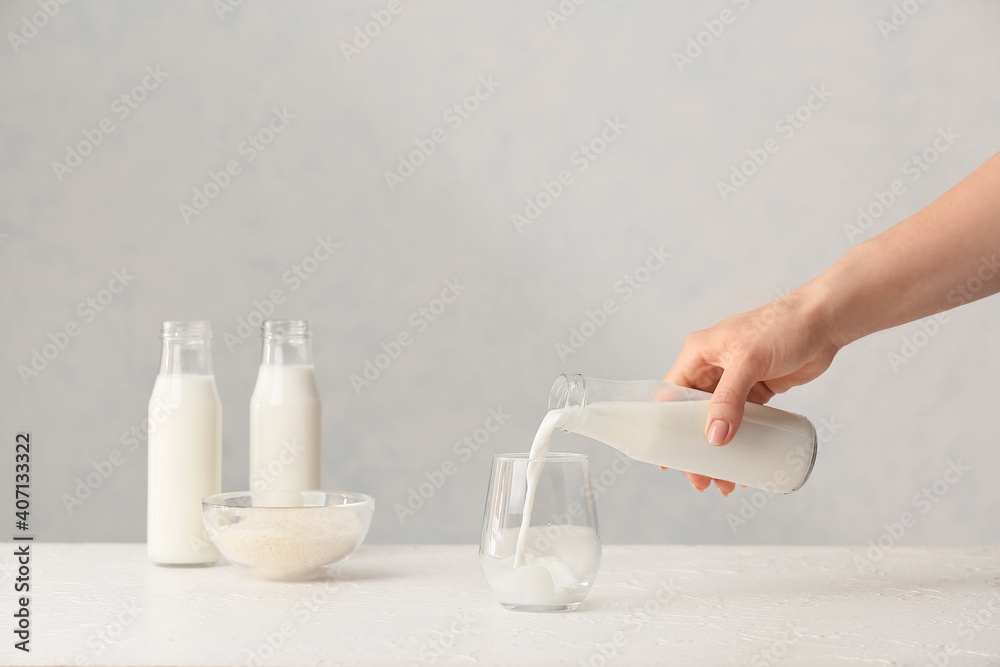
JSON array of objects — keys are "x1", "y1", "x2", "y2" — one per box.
[
  {"x1": 548, "y1": 374, "x2": 817, "y2": 493},
  {"x1": 249, "y1": 320, "x2": 322, "y2": 500},
  {"x1": 147, "y1": 321, "x2": 221, "y2": 566}
]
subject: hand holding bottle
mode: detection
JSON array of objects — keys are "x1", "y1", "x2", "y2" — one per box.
[
  {"x1": 662, "y1": 292, "x2": 839, "y2": 496},
  {"x1": 665, "y1": 150, "x2": 1000, "y2": 496}
]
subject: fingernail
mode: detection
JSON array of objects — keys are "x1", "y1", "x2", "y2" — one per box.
[
  {"x1": 707, "y1": 420, "x2": 730, "y2": 446},
  {"x1": 659, "y1": 466, "x2": 667, "y2": 472},
  {"x1": 717, "y1": 485, "x2": 728, "y2": 497}
]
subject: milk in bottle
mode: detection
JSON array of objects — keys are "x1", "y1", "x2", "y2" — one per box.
[
  {"x1": 147, "y1": 321, "x2": 221, "y2": 566},
  {"x1": 249, "y1": 320, "x2": 322, "y2": 502}
]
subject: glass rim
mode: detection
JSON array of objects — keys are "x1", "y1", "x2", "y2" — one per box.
[{"x1": 492, "y1": 452, "x2": 588, "y2": 462}]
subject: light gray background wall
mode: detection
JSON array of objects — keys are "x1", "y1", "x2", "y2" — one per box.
[{"x1": 1, "y1": 1, "x2": 999, "y2": 546}]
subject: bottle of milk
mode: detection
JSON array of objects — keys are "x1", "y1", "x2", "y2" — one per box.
[
  {"x1": 147, "y1": 321, "x2": 221, "y2": 566},
  {"x1": 249, "y1": 320, "x2": 322, "y2": 499},
  {"x1": 548, "y1": 374, "x2": 817, "y2": 493}
]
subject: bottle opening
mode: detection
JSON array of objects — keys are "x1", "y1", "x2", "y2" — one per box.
[
  {"x1": 548, "y1": 373, "x2": 587, "y2": 411},
  {"x1": 161, "y1": 321, "x2": 212, "y2": 340},
  {"x1": 262, "y1": 320, "x2": 310, "y2": 339}
]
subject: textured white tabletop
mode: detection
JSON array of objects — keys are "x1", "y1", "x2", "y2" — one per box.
[{"x1": 2, "y1": 543, "x2": 1000, "y2": 666}]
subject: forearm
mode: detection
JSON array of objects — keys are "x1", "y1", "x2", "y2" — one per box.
[{"x1": 803, "y1": 151, "x2": 1000, "y2": 347}]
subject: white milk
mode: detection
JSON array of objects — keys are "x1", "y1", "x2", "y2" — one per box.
[
  {"x1": 249, "y1": 364, "x2": 321, "y2": 498},
  {"x1": 567, "y1": 400, "x2": 814, "y2": 493},
  {"x1": 513, "y1": 409, "x2": 567, "y2": 567},
  {"x1": 483, "y1": 525, "x2": 598, "y2": 606},
  {"x1": 147, "y1": 374, "x2": 221, "y2": 565},
  {"x1": 495, "y1": 408, "x2": 596, "y2": 606}
]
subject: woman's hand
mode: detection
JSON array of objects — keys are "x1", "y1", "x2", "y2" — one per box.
[
  {"x1": 663, "y1": 288, "x2": 841, "y2": 496},
  {"x1": 662, "y1": 151, "x2": 1000, "y2": 496}
]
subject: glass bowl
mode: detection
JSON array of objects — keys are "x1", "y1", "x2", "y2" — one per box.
[{"x1": 202, "y1": 490, "x2": 374, "y2": 581}]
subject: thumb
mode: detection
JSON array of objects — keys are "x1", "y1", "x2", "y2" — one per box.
[{"x1": 705, "y1": 358, "x2": 759, "y2": 446}]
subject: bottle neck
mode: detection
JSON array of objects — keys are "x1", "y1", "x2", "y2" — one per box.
[
  {"x1": 159, "y1": 321, "x2": 214, "y2": 375},
  {"x1": 548, "y1": 374, "x2": 707, "y2": 410},
  {"x1": 548, "y1": 373, "x2": 588, "y2": 411},
  {"x1": 259, "y1": 320, "x2": 313, "y2": 366}
]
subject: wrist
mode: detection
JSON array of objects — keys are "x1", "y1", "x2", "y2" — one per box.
[{"x1": 788, "y1": 271, "x2": 851, "y2": 352}]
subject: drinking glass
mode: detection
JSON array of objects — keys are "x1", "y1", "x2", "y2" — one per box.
[{"x1": 479, "y1": 453, "x2": 600, "y2": 612}]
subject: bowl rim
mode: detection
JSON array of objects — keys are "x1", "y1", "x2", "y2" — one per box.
[{"x1": 201, "y1": 490, "x2": 374, "y2": 509}]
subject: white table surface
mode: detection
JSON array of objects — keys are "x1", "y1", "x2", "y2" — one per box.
[{"x1": 2, "y1": 543, "x2": 1000, "y2": 666}]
